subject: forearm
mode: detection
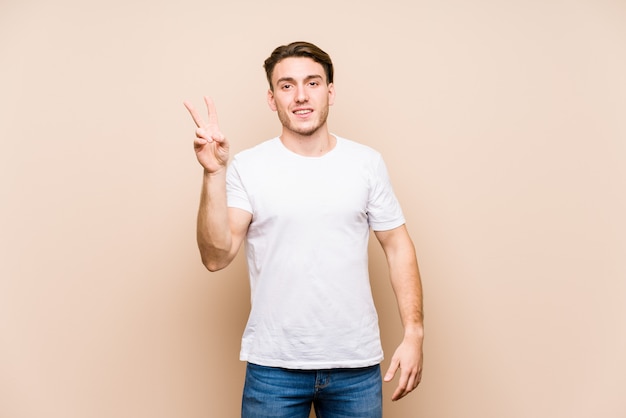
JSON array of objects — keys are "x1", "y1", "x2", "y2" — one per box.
[
  {"x1": 391, "y1": 262, "x2": 424, "y2": 339},
  {"x1": 387, "y1": 238, "x2": 424, "y2": 339},
  {"x1": 197, "y1": 169, "x2": 232, "y2": 271}
]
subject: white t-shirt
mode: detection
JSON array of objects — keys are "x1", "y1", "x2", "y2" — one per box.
[{"x1": 226, "y1": 135, "x2": 405, "y2": 369}]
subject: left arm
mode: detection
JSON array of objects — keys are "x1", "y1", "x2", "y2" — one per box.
[{"x1": 375, "y1": 224, "x2": 424, "y2": 401}]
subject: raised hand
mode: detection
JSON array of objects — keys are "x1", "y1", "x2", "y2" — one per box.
[{"x1": 183, "y1": 96, "x2": 229, "y2": 174}]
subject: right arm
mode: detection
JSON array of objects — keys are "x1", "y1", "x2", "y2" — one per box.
[
  {"x1": 184, "y1": 97, "x2": 252, "y2": 271},
  {"x1": 197, "y1": 169, "x2": 251, "y2": 271}
]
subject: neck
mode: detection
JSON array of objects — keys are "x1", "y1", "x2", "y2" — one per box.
[{"x1": 279, "y1": 128, "x2": 336, "y2": 157}]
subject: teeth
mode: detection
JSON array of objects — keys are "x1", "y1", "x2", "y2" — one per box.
[{"x1": 294, "y1": 110, "x2": 312, "y2": 114}]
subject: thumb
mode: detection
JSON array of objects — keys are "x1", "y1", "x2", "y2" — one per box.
[{"x1": 384, "y1": 359, "x2": 399, "y2": 382}]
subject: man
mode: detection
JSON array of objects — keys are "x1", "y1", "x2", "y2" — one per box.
[{"x1": 184, "y1": 41, "x2": 423, "y2": 418}]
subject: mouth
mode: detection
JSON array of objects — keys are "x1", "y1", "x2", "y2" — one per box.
[{"x1": 293, "y1": 108, "x2": 313, "y2": 116}]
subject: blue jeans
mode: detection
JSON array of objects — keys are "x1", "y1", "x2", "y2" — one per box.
[{"x1": 242, "y1": 363, "x2": 382, "y2": 418}]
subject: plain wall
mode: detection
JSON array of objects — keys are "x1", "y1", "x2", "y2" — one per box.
[{"x1": 1, "y1": 0, "x2": 625, "y2": 417}]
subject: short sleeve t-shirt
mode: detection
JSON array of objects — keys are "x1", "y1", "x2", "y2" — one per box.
[{"x1": 226, "y1": 135, "x2": 405, "y2": 369}]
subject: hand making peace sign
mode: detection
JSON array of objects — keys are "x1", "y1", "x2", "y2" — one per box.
[{"x1": 183, "y1": 96, "x2": 229, "y2": 174}]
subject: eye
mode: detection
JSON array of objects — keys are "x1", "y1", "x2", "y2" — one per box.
[
  {"x1": 281, "y1": 84, "x2": 292, "y2": 90},
  {"x1": 309, "y1": 81, "x2": 319, "y2": 87}
]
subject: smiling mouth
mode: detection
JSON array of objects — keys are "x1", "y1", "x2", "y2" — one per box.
[{"x1": 293, "y1": 109, "x2": 313, "y2": 115}]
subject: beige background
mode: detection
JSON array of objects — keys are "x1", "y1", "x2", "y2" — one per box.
[{"x1": 1, "y1": 0, "x2": 625, "y2": 417}]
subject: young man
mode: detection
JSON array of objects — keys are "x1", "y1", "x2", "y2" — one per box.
[{"x1": 184, "y1": 41, "x2": 423, "y2": 418}]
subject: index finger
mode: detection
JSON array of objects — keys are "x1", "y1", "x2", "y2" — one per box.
[
  {"x1": 393, "y1": 368, "x2": 420, "y2": 401},
  {"x1": 183, "y1": 100, "x2": 205, "y2": 128},
  {"x1": 393, "y1": 371, "x2": 410, "y2": 401}
]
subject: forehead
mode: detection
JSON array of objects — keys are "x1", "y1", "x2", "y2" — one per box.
[{"x1": 272, "y1": 57, "x2": 326, "y2": 84}]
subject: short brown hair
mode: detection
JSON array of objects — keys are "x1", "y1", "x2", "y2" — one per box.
[{"x1": 263, "y1": 41, "x2": 334, "y2": 91}]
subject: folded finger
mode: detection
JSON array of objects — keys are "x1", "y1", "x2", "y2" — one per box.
[
  {"x1": 194, "y1": 137, "x2": 209, "y2": 147},
  {"x1": 211, "y1": 132, "x2": 226, "y2": 143}
]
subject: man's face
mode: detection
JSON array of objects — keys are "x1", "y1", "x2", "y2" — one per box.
[{"x1": 268, "y1": 57, "x2": 335, "y2": 137}]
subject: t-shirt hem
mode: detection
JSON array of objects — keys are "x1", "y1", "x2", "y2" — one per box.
[{"x1": 239, "y1": 354, "x2": 384, "y2": 370}]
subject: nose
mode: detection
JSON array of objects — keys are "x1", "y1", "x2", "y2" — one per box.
[{"x1": 295, "y1": 85, "x2": 308, "y2": 103}]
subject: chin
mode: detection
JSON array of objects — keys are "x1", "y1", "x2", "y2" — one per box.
[
  {"x1": 278, "y1": 111, "x2": 327, "y2": 136},
  {"x1": 294, "y1": 125, "x2": 322, "y2": 136}
]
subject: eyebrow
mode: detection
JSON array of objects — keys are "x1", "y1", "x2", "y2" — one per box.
[{"x1": 276, "y1": 74, "x2": 324, "y2": 85}]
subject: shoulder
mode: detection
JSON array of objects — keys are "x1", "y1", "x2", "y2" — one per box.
[
  {"x1": 231, "y1": 137, "x2": 281, "y2": 165},
  {"x1": 335, "y1": 135, "x2": 376, "y2": 152},
  {"x1": 334, "y1": 135, "x2": 383, "y2": 163}
]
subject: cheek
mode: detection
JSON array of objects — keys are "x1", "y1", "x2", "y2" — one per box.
[{"x1": 276, "y1": 98, "x2": 291, "y2": 112}]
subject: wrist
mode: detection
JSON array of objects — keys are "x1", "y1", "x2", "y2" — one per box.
[
  {"x1": 403, "y1": 324, "x2": 424, "y2": 341},
  {"x1": 203, "y1": 167, "x2": 227, "y2": 178}
]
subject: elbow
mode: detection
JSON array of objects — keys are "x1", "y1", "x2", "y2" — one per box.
[
  {"x1": 199, "y1": 248, "x2": 230, "y2": 272},
  {"x1": 203, "y1": 259, "x2": 227, "y2": 272}
]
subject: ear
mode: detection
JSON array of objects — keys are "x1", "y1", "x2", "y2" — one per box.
[
  {"x1": 267, "y1": 89, "x2": 277, "y2": 111},
  {"x1": 328, "y1": 83, "x2": 336, "y2": 106}
]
